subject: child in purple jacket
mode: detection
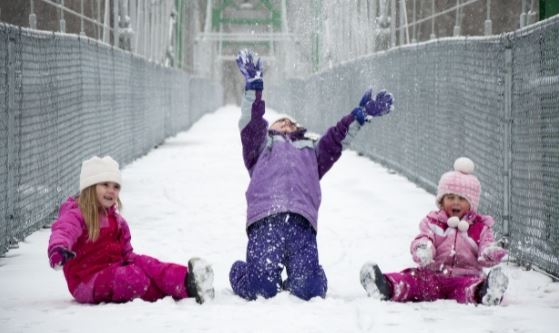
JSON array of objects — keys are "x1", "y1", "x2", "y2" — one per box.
[
  {"x1": 360, "y1": 157, "x2": 509, "y2": 305},
  {"x1": 229, "y1": 49, "x2": 394, "y2": 301},
  {"x1": 48, "y1": 156, "x2": 214, "y2": 304}
]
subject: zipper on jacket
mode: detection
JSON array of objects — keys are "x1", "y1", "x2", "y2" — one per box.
[{"x1": 450, "y1": 230, "x2": 459, "y2": 274}]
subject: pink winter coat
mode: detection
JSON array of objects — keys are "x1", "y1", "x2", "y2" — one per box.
[
  {"x1": 47, "y1": 197, "x2": 134, "y2": 297},
  {"x1": 410, "y1": 210, "x2": 502, "y2": 276}
]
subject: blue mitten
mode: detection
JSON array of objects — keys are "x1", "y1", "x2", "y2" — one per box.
[
  {"x1": 366, "y1": 89, "x2": 394, "y2": 117},
  {"x1": 236, "y1": 49, "x2": 263, "y2": 91},
  {"x1": 351, "y1": 87, "x2": 394, "y2": 125}
]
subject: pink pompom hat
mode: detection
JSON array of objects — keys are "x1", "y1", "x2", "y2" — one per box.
[{"x1": 436, "y1": 157, "x2": 481, "y2": 212}]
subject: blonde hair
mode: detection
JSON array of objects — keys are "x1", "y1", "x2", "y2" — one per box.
[{"x1": 78, "y1": 185, "x2": 122, "y2": 241}]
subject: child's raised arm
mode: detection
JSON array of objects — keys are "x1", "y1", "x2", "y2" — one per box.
[
  {"x1": 236, "y1": 50, "x2": 267, "y2": 171},
  {"x1": 316, "y1": 87, "x2": 394, "y2": 178}
]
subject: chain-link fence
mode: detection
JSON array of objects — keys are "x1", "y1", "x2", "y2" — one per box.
[
  {"x1": 0, "y1": 23, "x2": 223, "y2": 254},
  {"x1": 268, "y1": 16, "x2": 559, "y2": 278}
]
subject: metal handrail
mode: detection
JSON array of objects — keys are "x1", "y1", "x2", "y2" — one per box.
[
  {"x1": 35, "y1": 0, "x2": 113, "y2": 33},
  {"x1": 196, "y1": 32, "x2": 298, "y2": 42},
  {"x1": 395, "y1": 0, "x2": 482, "y2": 32}
]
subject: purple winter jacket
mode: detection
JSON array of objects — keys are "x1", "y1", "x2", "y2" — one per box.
[
  {"x1": 410, "y1": 210, "x2": 504, "y2": 276},
  {"x1": 239, "y1": 90, "x2": 362, "y2": 231}
]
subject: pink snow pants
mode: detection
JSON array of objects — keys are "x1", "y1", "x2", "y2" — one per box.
[
  {"x1": 73, "y1": 254, "x2": 188, "y2": 303},
  {"x1": 385, "y1": 268, "x2": 484, "y2": 304}
]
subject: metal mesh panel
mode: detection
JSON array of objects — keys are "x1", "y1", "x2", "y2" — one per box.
[
  {"x1": 509, "y1": 18, "x2": 559, "y2": 274},
  {"x1": 268, "y1": 17, "x2": 559, "y2": 278},
  {"x1": 0, "y1": 23, "x2": 222, "y2": 254},
  {"x1": 16, "y1": 30, "x2": 77, "y2": 242}
]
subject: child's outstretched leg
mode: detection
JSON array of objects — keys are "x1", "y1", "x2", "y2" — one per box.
[
  {"x1": 186, "y1": 257, "x2": 215, "y2": 304},
  {"x1": 360, "y1": 265, "x2": 445, "y2": 302},
  {"x1": 229, "y1": 218, "x2": 285, "y2": 300},
  {"x1": 283, "y1": 215, "x2": 327, "y2": 300},
  {"x1": 91, "y1": 254, "x2": 188, "y2": 303},
  {"x1": 478, "y1": 266, "x2": 509, "y2": 306}
]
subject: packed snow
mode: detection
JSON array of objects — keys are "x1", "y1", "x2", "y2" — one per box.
[{"x1": 1, "y1": 105, "x2": 558, "y2": 333}]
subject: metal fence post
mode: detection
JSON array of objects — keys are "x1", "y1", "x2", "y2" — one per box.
[
  {"x1": 412, "y1": 0, "x2": 417, "y2": 43},
  {"x1": 484, "y1": 0, "x2": 492, "y2": 35},
  {"x1": 29, "y1": 0, "x2": 37, "y2": 29},
  {"x1": 398, "y1": 0, "x2": 407, "y2": 45},
  {"x1": 453, "y1": 0, "x2": 461, "y2": 36},
  {"x1": 390, "y1": 0, "x2": 396, "y2": 47},
  {"x1": 113, "y1": 0, "x2": 120, "y2": 47},
  {"x1": 80, "y1": 0, "x2": 85, "y2": 36},
  {"x1": 60, "y1": 0, "x2": 66, "y2": 32},
  {"x1": 96, "y1": 0, "x2": 101, "y2": 40},
  {"x1": 527, "y1": 0, "x2": 537, "y2": 25},
  {"x1": 503, "y1": 39, "x2": 513, "y2": 240},
  {"x1": 103, "y1": 0, "x2": 110, "y2": 43},
  {"x1": 520, "y1": 0, "x2": 527, "y2": 28},
  {"x1": 6, "y1": 30, "x2": 21, "y2": 249},
  {"x1": 430, "y1": 0, "x2": 436, "y2": 39}
]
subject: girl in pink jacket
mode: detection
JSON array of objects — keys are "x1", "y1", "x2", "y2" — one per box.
[
  {"x1": 360, "y1": 157, "x2": 509, "y2": 305},
  {"x1": 48, "y1": 156, "x2": 214, "y2": 304}
]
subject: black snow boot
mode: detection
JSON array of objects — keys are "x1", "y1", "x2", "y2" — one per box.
[
  {"x1": 360, "y1": 262, "x2": 392, "y2": 300},
  {"x1": 186, "y1": 257, "x2": 215, "y2": 304},
  {"x1": 478, "y1": 266, "x2": 508, "y2": 306}
]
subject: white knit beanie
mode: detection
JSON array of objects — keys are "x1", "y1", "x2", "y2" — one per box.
[
  {"x1": 269, "y1": 113, "x2": 298, "y2": 126},
  {"x1": 79, "y1": 156, "x2": 122, "y2": 192}
]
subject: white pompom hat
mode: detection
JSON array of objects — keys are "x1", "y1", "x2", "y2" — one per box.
[
  {"x1": 79, "y1": 156, "x2": 122, "y2": 192},
  {"x1": 436, "y1": 157, "x2": 481, "y2": 212}
]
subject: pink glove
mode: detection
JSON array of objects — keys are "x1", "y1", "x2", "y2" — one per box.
[
  {"x1": 413, "y1": 239, "x2": 434, "y2": 267},
  {"x1": 479, "y1": 243, "x2": 507, "y2": 265},
  {"x1": 49, "y1": 247, "x2": 76, "y2": 270}
]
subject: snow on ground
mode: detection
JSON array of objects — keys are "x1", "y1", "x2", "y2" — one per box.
[{"x1": 1, "y1": 105, "x2": 558, "y2": 333}]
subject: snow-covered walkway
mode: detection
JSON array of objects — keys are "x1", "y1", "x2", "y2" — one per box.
[{"x1": 1, "y1": 106, "x2": 557, "y2": 333}]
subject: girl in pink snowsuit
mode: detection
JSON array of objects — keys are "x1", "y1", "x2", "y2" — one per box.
[
  {"x1": 48, "y1": 156, "x2": 214, "y2": 304},
  {"x1": 360, "y1": 157, "x2": 509, "y2": 306}
]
